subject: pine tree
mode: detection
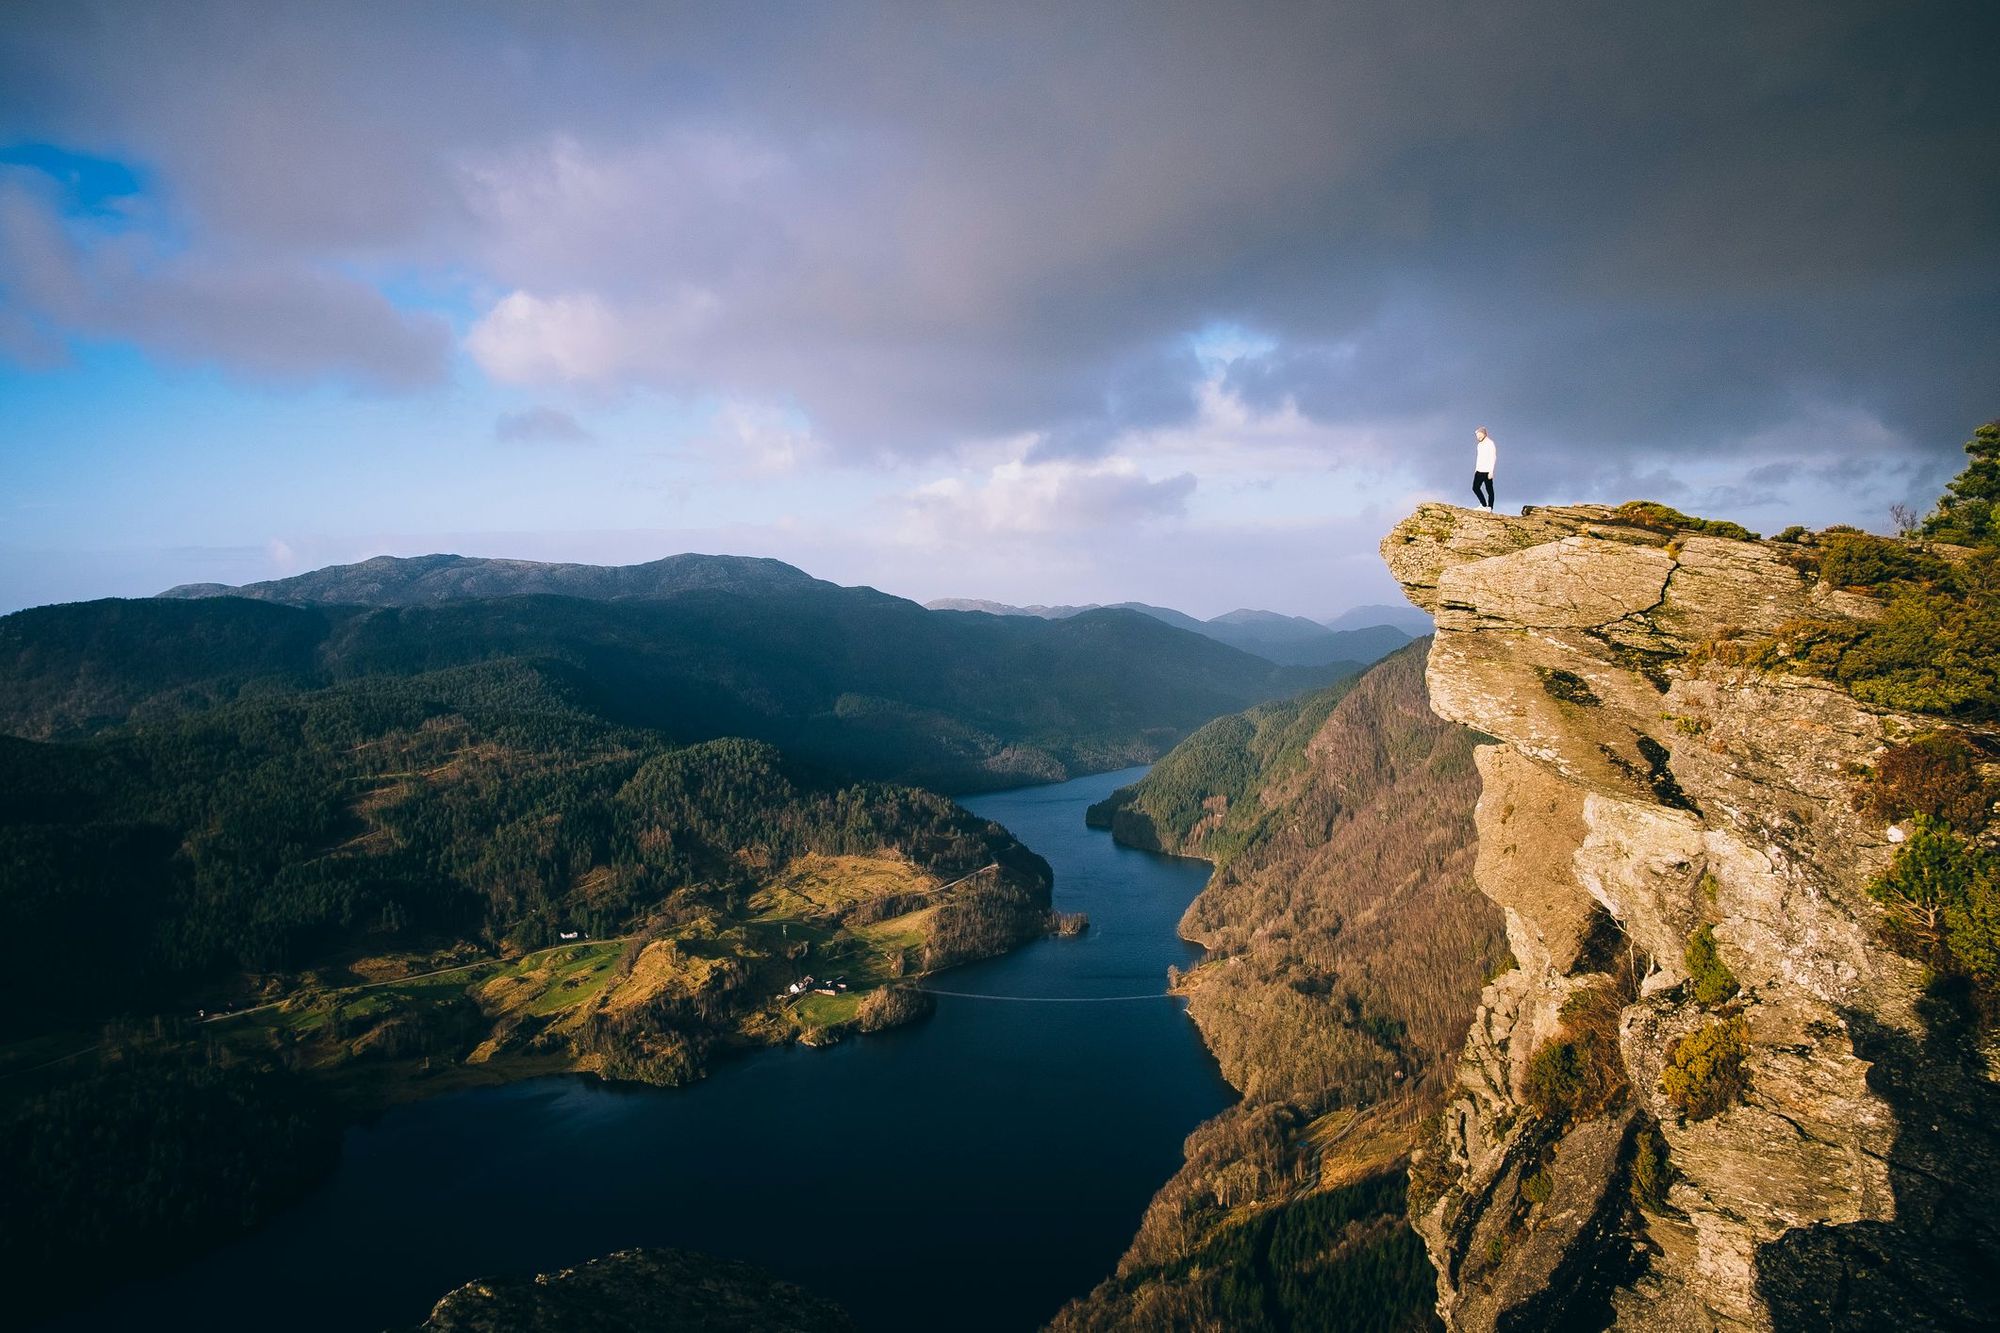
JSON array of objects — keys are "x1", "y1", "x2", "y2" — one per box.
[{"x1": 1919, "y1": 420, "x2": 2000, "y2": 547}]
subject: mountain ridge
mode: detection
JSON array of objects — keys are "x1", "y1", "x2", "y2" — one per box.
[{"x1": 158, "y1": 552, "x2": 825, "y2": 606}]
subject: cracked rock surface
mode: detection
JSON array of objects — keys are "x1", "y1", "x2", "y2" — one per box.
[{"x1": 1384, "y1": 503, "x2": 2000, "y2": 1332}]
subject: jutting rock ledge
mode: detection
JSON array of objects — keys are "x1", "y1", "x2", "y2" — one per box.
[{"x1": 1383, "y1": 502, "x2": 1999, "y2": 1331}]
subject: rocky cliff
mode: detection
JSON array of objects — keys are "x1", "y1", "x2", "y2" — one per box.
[{"x1": 1382, "y1": 503, "x2": 1999, "y2": 1331}]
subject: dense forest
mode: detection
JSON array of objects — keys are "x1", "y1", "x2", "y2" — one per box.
[
  {"x1": 0, "y1": 662, "x2": 1047, "y2": 1032},
  {"x1": 1, "y1": 1041, "x2": 341, "y2": 1324},
  {"x1": 1056, "y1": 643, "x2": 1506, "y2": 1330}
]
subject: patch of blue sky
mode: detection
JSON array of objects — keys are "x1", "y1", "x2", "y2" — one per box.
[
  {"x1": 1, "y1": 338, "x2": 866, "y2": 554},
  {"x1": 1187, "y1": 321, "x2": 1277, "y2": 370},
  {"x1": 343, "y1": 260, "x2": 489, "y2": 329},
  {"x1": 0, "y1": 141, "x2": 145, "y2": 216}
]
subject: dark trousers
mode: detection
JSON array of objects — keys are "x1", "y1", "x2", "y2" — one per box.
[{"x1": 1472, "y1": 471, "x2": 1494, "y2": 509}]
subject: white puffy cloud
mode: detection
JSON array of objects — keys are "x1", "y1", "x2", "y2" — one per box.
[
  {"x1": 902, "y1": 454, "x2": 1195, "y2": 541},
  {"x1": 467, "y1": 291, "x2": 625, "y2": 384}
]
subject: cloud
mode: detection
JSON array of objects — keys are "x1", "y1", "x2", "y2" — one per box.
[
  {"x1": 696, "y1": 399, "x2": 820, "y2": 476},
  {"x1": 0, "y1": 0, "x2": 1994, "y2": 482},
  {"x1": 903, "y1": 454, "x2": 1195, "y2": 541},
  {"x1": 494, "y1": 405, "x2": 592, "y2": 443},
  {"x1": 0, "y1": 166, "x2": 450, "y2": 388}
]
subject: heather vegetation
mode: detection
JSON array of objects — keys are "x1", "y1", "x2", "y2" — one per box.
[
  {"x1": 1056, "y1": 643, "x2": 1504, "y2": 1329},
  {"x1": 1706, "y1": 422, "x2": 2000, "y2": 721},
  {"x1": 1862, "y1": 731, "x2": 1998, "y2": 836},
  {"x1": 1683, "y1": 925, "x2": 1740, "y2": 1006},
  {"x1": 1524, "y1": 977, "x2": 1635, "y2": 1127},
  {"x1": 1660, "y1": 1018, "x2": 1751, "y2": 1122},
  {"x1": 1610, "y1": 501, "x2": 1759, "y2": 543}
]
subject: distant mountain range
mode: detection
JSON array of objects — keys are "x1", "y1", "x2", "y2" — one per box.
[
  {"x1": 155, "y1": 553, "x2": 1420, "y2": 670},
  {"x1": 924, "y1": 597, "x2": 1416, "y2": 667},
  {"x1": 1323, "y1": 602, "x2": 1434, "y2": 636},
  {"x1": 160, "y1": 552, "x2": 821, "y2": 606},
  {"x1": 0, "y1": 553, "x2": 1352, "y2": 792}
]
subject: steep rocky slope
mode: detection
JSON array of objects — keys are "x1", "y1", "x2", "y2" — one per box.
[
  {"x1": 1382, "y1": 503, "x2": 1999, "y2": 1330},
  {"x1": 1054, "y1": 646, "x2": 1506, "y2": 1330}
]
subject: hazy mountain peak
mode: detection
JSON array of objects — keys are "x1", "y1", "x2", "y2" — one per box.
[
  {"x1": 926, "y1": 595, "x2": 1411, "y2": 667},
  {"x1": 1323, "y1": 602, "x2": 1434, "y2": 635}
]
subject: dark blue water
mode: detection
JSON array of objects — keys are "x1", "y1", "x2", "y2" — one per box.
[{"x1": 61, "y1": 766, "x2": 1234, "y2": 1333}]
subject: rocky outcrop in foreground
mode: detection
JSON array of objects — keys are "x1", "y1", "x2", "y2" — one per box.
[
  {"x1": 1383, "y1": 503, "x2": 1999, "y2": 1331},
  {"x1": 417, "y1": 1248, "x2": 856, "y2": 1333}
]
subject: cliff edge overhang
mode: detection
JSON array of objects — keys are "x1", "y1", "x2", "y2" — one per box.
[{"x1": 1383, "y1": 502, "x2": 1998, "y2": 1332}]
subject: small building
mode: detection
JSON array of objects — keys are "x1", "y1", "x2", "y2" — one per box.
[{"x1": 558, "y1": 930, "x2": 580, "y2": 941}]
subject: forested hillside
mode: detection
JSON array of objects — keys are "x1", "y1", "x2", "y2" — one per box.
[
  {"x1": 1056, "y1": 643, "x2": 1506, "y2": 1331},
  {"x1": 0, "y1": 663, "x2": 1049, "y2": 1031},
  {"x1": 2, "y1": 582, "x2": 1334, "y2": 790}
]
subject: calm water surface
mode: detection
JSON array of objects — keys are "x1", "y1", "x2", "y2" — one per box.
[{"x1": 61, "y1": 765, "x2": 1235, "y2": 1333}]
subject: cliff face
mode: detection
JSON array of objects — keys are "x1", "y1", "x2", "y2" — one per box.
[{"x1": 1382, "y1": 504, "x2": 1999, "y2": 1331}]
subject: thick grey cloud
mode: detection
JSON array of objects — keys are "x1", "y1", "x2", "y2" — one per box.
[
  {"x1": 0, "y1": 166, "x2": 451, "y2": 388},
  {"x1": 1, "y1": 0, "x2": 1994, "y2": 479}
]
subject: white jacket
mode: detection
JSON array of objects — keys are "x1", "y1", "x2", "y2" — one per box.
[{"x1": 1476, "y1": 435, "x2": 1497, "y2": 474}]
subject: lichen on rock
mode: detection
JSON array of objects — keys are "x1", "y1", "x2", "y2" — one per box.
[{"x1": 1382, "y1": 502, "x2": 2000, "y2": 1331}]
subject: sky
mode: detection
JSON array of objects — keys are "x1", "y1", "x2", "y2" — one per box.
[{"x1": 2, "y1": 1, "x2": 1996, "y2": 618}]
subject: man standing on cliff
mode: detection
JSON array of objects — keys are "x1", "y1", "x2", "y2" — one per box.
[{"x1": 1473, "y1": 427, "x2": 1497, "y2": 510}]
